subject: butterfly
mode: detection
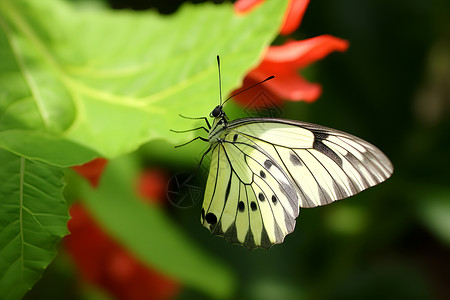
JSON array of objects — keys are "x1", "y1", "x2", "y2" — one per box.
[{"x1": 174, "y1": 56, "x2": 393, "y2": 250}]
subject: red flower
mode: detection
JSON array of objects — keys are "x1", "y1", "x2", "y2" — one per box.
[
  {"x1": 233, "y1": 0, "x2": 349, "y2": 107},
  {"x1": 71, "y1": 158, "x2": 108, "y2": 187},
  {"x1": 66, "y1": 165, "x2": 179, "y2": 300},
  {"x1": 137, "y1": 169, "x2": 170, "y2": 205},
  {"x1": 235, "y1": 0, "x2": 309, "y2": 35},
  {"x1": 279, "y1": 0, "x2": 310, "y2": 35},
  {"x1": 65, "y1": 204, "x2": 179, "y2": 300},
  {"x1": 234, "y1": 0, "x2": 265, "y2": 14}
]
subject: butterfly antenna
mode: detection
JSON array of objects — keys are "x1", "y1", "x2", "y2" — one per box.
[
  {"x1": 217, "y1": 55, "x2": 223, "y2": 105},
  {"x1": 221, "y1": 75, "x2": 274, "y2": 107}
]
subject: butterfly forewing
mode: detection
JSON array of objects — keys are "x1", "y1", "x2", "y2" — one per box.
[{"x1": 231, "y1": 119, "x2": 393, "y2": 207}]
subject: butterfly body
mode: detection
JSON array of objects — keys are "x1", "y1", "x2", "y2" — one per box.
[
  {"x1": 207, "y1": 105, "x2": 228, "y2": 144},
  {"x1": 200, "y1": 106, "x2": 393, "y2": 250}
]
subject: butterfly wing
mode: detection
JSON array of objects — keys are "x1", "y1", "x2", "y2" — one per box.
[
  {"x1": 201, "y1": 118, "x2": 393, "y2": 250},
  {"x1": 201, "y1": 137, "x2": 299, "y2": 250},
  {"x1": 227, "y1": 118, "x2": 393, "y2": 208}
]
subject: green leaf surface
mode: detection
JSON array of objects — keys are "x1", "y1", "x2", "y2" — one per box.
[
  {"x1": 0, "y1": 149, "x2": 69, "y2": 300},
  {"x1": 0, "y1": 0, "x2": 288, "y2": 167},
  {"x1": 78, "y1": 155, "x2": 235, "y2": 298}
]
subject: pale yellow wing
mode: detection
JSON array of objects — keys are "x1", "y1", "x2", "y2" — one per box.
[
  {"x1": 201, "y1": 119, "x2": 393, "y2": 250},
  {"x1": 201, "y1": 136, "x2": 299, "y2": 250},
  {"x1": 229, "y1": 119, "x2": 393, "y2": 208}
]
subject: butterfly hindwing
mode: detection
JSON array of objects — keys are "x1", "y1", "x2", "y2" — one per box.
[{"x1": 201, "y1": 132, "x2": 299, "y2": 249}]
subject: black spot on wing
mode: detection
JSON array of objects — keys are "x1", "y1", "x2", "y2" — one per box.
[
  {"x1": 264, "y1": 159, "x2": 273, "y2": 169},
  {"x1": 251, "y1": 201, "x2": 257, "y2": 211},
  {"x1": 233, "y1": 134, "x2": 238, "y2": 142},
  {"x1": 258, "y1": 192, "x2": 265, "y2": 201},
  {"x1": 238, "y1": 201, "x2": 245, "y2": 212},
  {"x1": 313, "y1": 133, "x2": 343, "y2": 167},
  {"x1": 205, "y1": 213, "x2": 217, "y2": 226},
  {"x1": 289, "y1": 152, "x2": 302, "y2": 166},
  {"x1": 260, "y1": 170, "x2": 266, "y2": 178},
  {"x1": 271, "y1": 195, "x2": 277, "y2": 204}
]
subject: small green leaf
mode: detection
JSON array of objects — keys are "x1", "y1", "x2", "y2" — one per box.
[
  {"x1": 78, "y1": 155, "x2": 235, "y2": 298},
  {"x1": 0, "y1": 0, "x2": 288, "y2": 166},
  {"x1": 0, "y1": 149, "x2": 69, "y2": 300}
]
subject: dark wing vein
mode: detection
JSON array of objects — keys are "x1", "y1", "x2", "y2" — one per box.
[{"x1": 306, "y1": 149, "x2": 346, "y2": 200}]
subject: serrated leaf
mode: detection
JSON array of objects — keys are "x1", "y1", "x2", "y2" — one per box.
[
  {"x1": 0, "y1": 0, "x2": 288, "y2": 167},
  {"x1": 0, "y1": 149, "x2": 69, "y2": 300},
  {"x1": 78, "y1": 155, "x2": 235, "y2": 299}
]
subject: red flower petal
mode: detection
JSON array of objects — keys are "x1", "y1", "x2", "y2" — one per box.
[
  {"x1": 264, "y1": 36, "x2": 349, "y2": 68},
  {"x1": 65, "y1": 203, "x2": 179, "y2": 300},
  {"x1": 234, "y1": 69, "x2": 321, "y2": 105},
  {"x1": 251, "y1": 67, "x2": 322, "y2": 102},
  {"x1": 234, "y1": 0, "x2": 265, "y2": 14},
  {"x1": 71, "y1": 158, "x2": 108, "y2": 188},
  {"x1": 233, "y1": 35, "x2": 349, "y2": 106},
  {"x1": 137, "y1": 169, "x2": 169, "y2": 205},
  {"x1": 235, "y1": 0, "x2": 309, "y2": 35},
  {"x1": 232, "y1": 76, "x2": 284, "y2": 108},
  {"x1": 280, "y1": 0, "x2": 310, "y2": 35},
  {"x1": 66, "y1": 203, "x2": 113, "y2": 282}
]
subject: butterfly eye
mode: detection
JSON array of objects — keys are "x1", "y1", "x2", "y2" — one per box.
[{"x1": 210, "y1": 105, "x2": 222, "y2": 118}]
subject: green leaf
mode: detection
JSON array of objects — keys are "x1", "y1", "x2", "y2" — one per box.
[
  {"x1": 0, "y1": 149, "x2": 69, "y2": 300},
  {"x1": 77, "y1": 155, "x2": 234, "y2": 298},
  {"x1": 0, "y1": 0, "x2": 288, "y2": 167}
]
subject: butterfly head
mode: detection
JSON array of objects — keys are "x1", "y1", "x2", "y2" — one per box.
[{"x1": 210, "y1": 105, "x2": 228, "y2": 121}]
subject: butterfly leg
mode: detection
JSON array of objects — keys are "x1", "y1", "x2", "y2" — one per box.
[
  {"x1": 178, "y1": 115, "x2": 211, "y2": 129},
  {"x1": 170, "y1": 127, "x2": 209, "y2": 134},
  {"x1": 197, "y1": 144, "x2": 212, "y2": 169},
  {"x1": 174, "y1": 136, "x2": 209, "y2": 148},
  {"x1": 181, "y1": 145, "x2": 213, "y2": 184}
]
